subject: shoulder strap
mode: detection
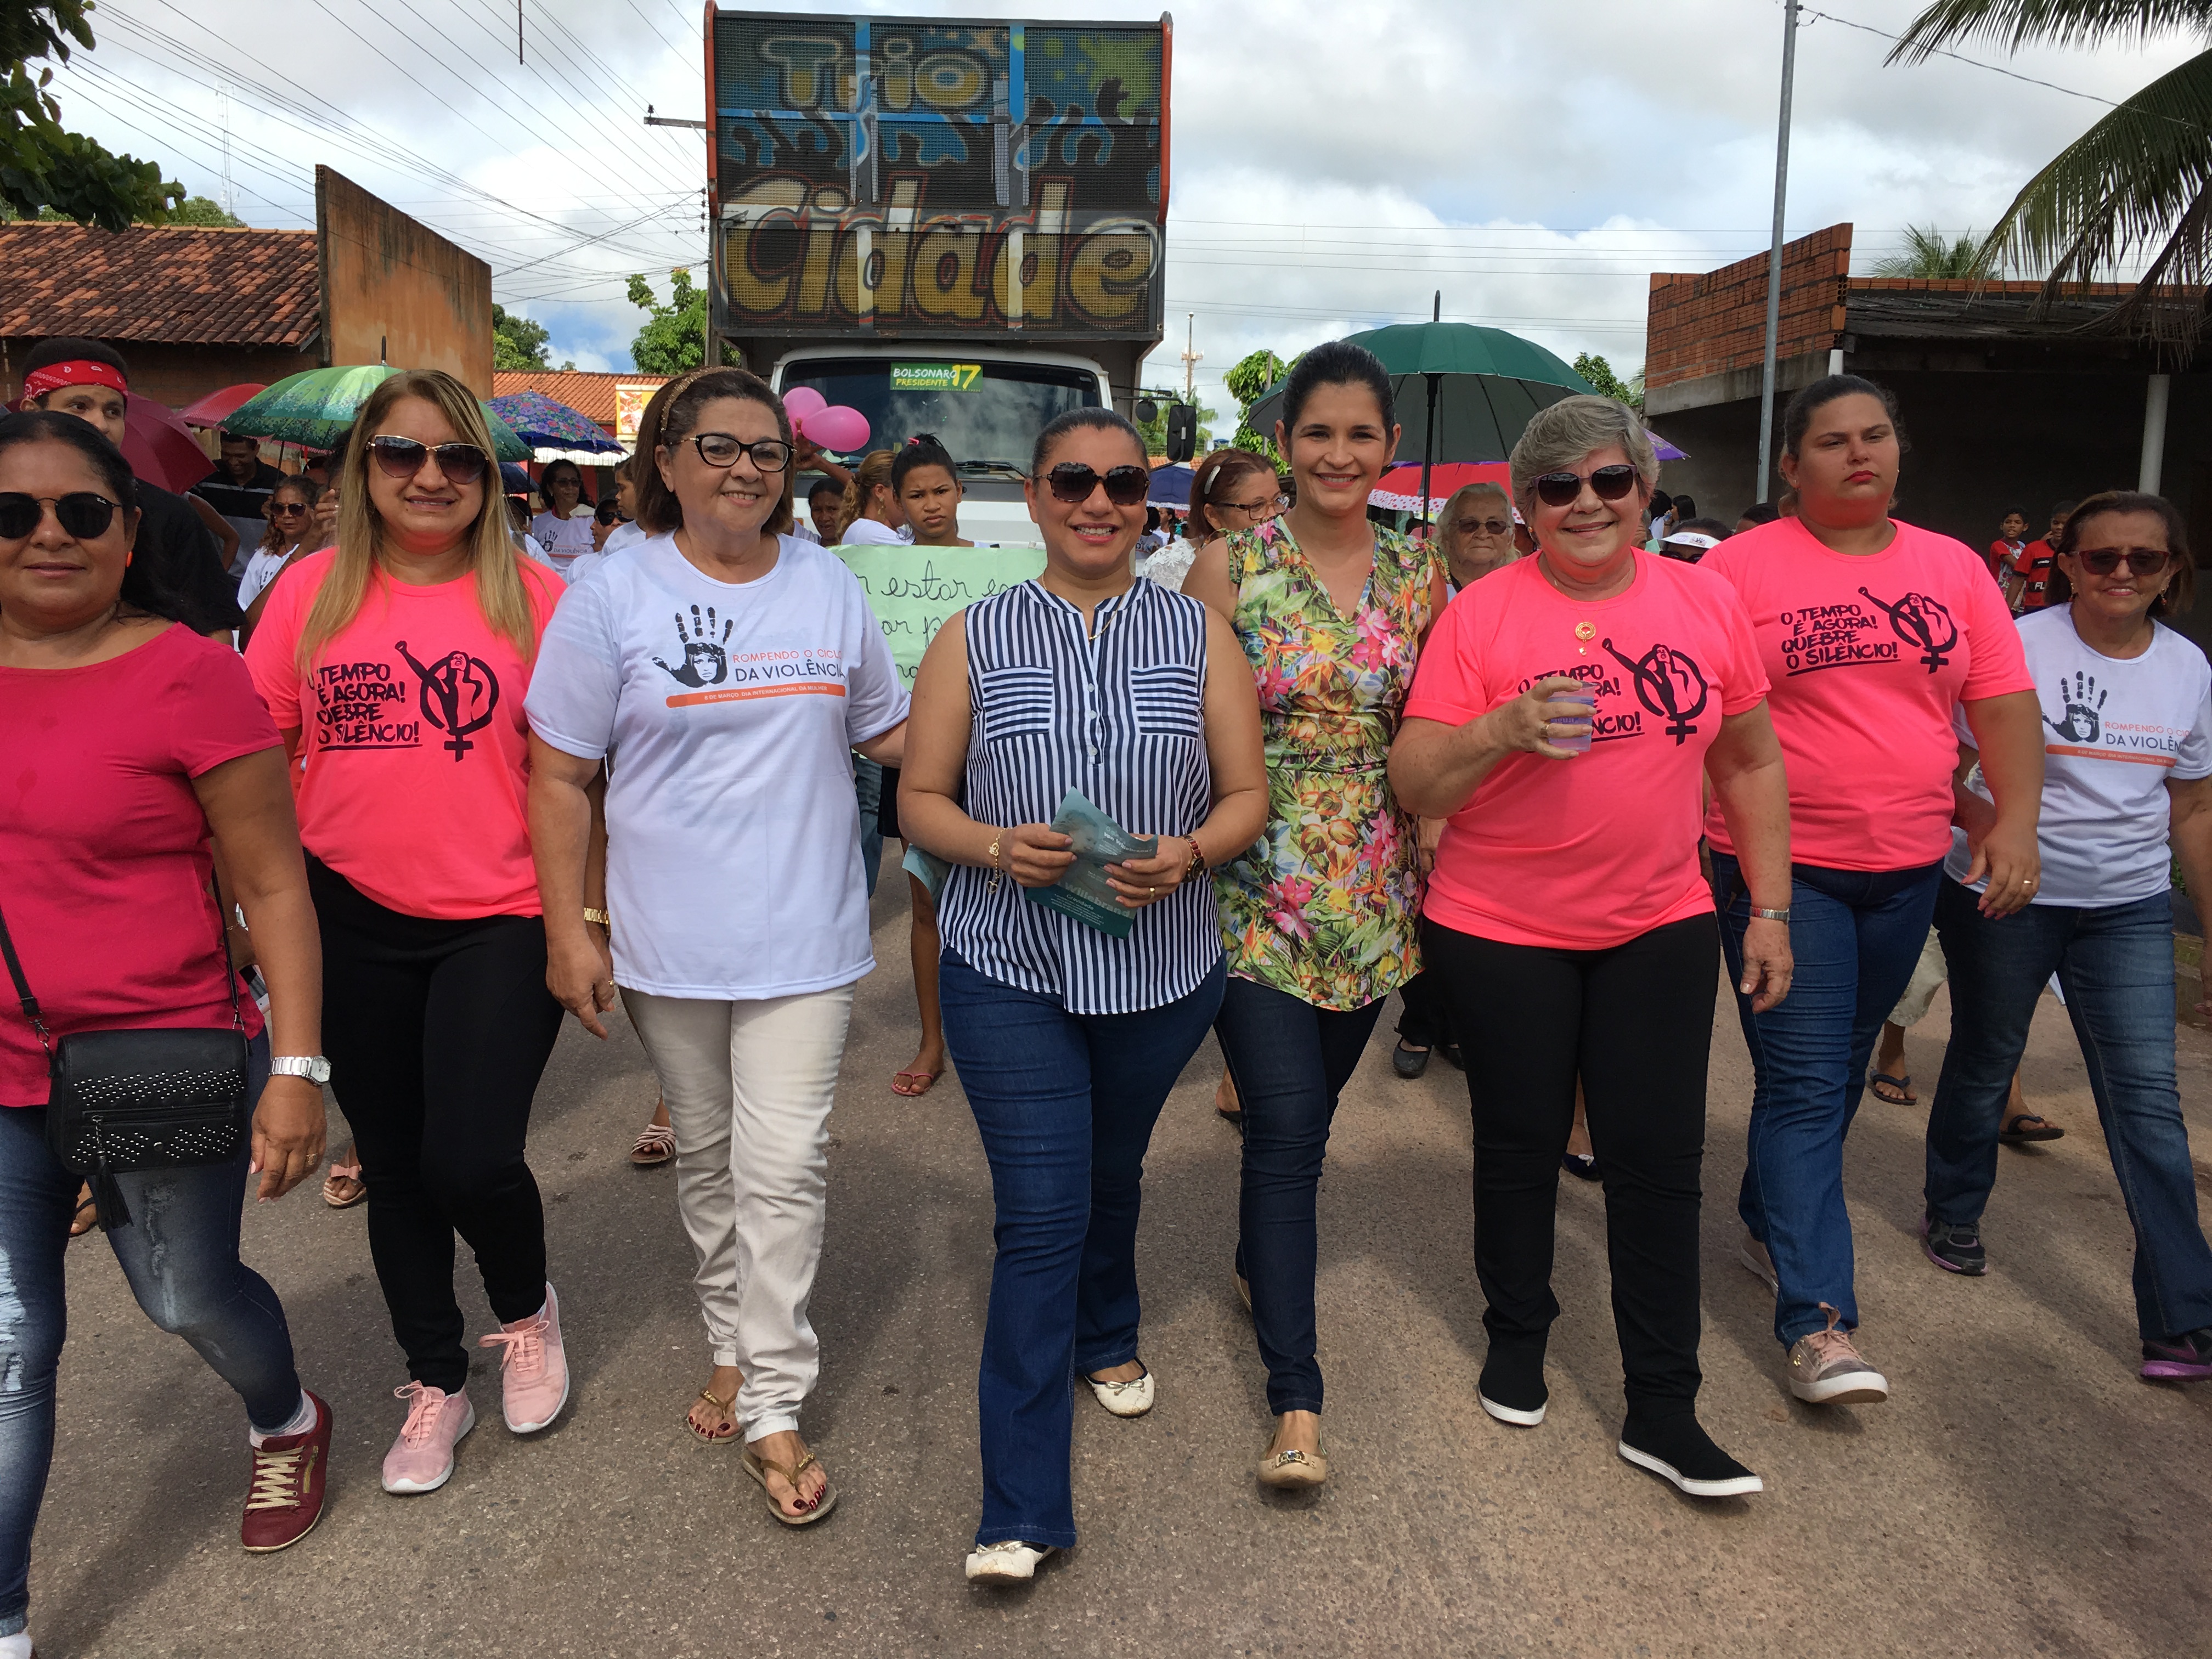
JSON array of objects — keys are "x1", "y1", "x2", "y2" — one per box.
[{"x1": 0, "y1": 899, "x2": 53, "y2": 1056}]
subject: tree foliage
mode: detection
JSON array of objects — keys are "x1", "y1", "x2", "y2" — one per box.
[
  {"x1": 1891, "y1": 1, "x2": 2212, "y2": 346},
  {"x1": 156, "y1": 194, "x2": 241, "y2": 227},
  {"x1": 1572, "y1": 352, "x2": 1643, "y2": 409},
  {"x1": 1136, "y1": 395, "x2": 1217, "y2": 456},
  {"x1": 1872, "y1": 224, "x2": 1990, "y2": 277},
  {"x1": 2, "y1": 0, "x2": 182, "y2": 230},
  {"x1": 493, "y1": 303, "x2": 552, "y2": 370},
  {"x1": 626, "y1": 268, "x2": 736, "y2": 374},
  {"x1": 1223, "y1": 347, "x2": 1291, "y2": 463}
]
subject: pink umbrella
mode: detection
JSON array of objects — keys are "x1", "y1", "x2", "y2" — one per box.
[
  {"x1": 121, "y1": 393, "x2": 216, "y2": 493},
  {"x1": 1370, "y1": 461, "x2": 1514, "y2": 518},
  {"x1": 178, "y1": 382, "x2": 268, "y2": 430}
]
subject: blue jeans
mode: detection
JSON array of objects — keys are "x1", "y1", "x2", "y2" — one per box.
[
  {"x1": 939, "y1": 949, "x2": 1225, "y2": 1551},
  {"x1": 855, "y1": 757, "x2": 884, "y2": 898},
  {"x1": 1213, "y1": 977, "x2": 1385, "y2": 1414},
  {"x1": 1928, "y1": 881, "x2": 2212, "y2": 1341},
  {"x1": 0, "y1": 1034, "x2": 299, "y2": 1636},
  {"x1": 1712, "y1": 852, "x2": 1944, "y2": 1346}
]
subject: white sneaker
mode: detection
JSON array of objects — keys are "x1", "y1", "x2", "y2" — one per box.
[
  {"x1": 966, "y1": 1540, "x2": 1055, "y2": 1584},
  {"x1": 1084, "y1": 1363, "x2": 1154, "y2": 1418}
]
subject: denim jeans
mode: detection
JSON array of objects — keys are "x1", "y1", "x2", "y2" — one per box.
[
  {"x1": 1213, "y1": 977, "x2": 1384, "y2": 1415},
  {"x1": 1712, "y1": 851, "x2": 1944, "y2": 1346},
  {"x1": 1928, "y1": 881, "x2": 2212, "y2": 1342},
  {"x1": 855, "y1": 756, "x2": 884, "y2": 899},
  {"x1": 939, "y1": 948, "x2": 1224, "y2": 1551},
  {"x1": 0, "y1": 1034, "x2": 298, "y2": 1637}
]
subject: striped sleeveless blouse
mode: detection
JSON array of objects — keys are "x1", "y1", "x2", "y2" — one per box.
[{"x1": 936, "y1": 578, "x2": 1219, "y2": 1015}]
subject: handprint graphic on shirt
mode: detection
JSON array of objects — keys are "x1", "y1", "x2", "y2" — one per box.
[
  {"x1": 651, "y1": 606, "x2": 733, "y2": 688},
  {"x1": 2044, "y1": 669, "x2": 2107, "y2": 743}
]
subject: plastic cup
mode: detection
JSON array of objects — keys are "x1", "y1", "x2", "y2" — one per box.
[{"x1": 1551, "y1": 687, "x2": 1595, "y2": 754}]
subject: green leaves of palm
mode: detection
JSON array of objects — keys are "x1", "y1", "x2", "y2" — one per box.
[
  {"x1": 1891, "y1": 1, "x2": 2212, "y2": 346},
  {"x1": 1873, "y1": 225, "x2": 1990, "y2": 277}
]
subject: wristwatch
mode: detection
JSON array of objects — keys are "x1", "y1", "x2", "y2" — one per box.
[
  {"x1": 1748, "y1": 906, "x2": 1793, "y2": 923},
  {"x1": 271, "y1": 1056, "x2": 332, "y2": 1084}
]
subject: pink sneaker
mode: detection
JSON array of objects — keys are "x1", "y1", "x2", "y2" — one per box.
[
  {"x1": 380, "y1": 1382, "x2": 475, "y2": 1494},
  {"x1": 479, "y1": 1282, "x2": 570, "y2": 1434}
]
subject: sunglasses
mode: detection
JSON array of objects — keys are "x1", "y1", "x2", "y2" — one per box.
[
  {"x1": 2074, "y1": 547, "x2": 2174, "y2": 577},
  {"x1": 368, "y1": 435, "x2": 489, "y2": 483},
  {"x1": 1532, "y1": 464, "x2": 1639, "y2": 508},
  {"x1": 1046, "y1": 462, "x2": 1150, "y2": 506},
  {"x1": 269, "y1": 501, "x2": 311, "y2": 517},
  {"x1": 1455, "y1": 516, "x2": 1512, "y2": 536},
  {"x1": 691, "y1": 433, "x2": 793, "y2": 471},
  {"x1": 0, "y1": 492, "x2": 119, "y2": 540}
]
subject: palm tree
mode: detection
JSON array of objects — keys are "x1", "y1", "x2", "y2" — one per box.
[
  {"x1": 1889, "y1": 1, "x2": 2212, "y2": 345},
  {"x1": 1872, "y1": 224, "x2": 1990, "y2": 277}
]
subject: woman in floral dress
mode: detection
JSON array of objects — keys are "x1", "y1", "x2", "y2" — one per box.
[{"x1": 1185, "y1": 341, "x2": 1444, "y2": 1488}]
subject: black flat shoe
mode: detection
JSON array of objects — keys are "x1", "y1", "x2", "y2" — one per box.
[
  {"x1": 1391, "y1": 1039, "x2": 1431, "y2": 1080},
  {"x1": 1561, "y1": 1152, "x2": 1600, "y2": 1182},
  {"x1": 1439, "y1": 1042, "x2": 1465, "y2": 1070},
  {"x1": 1617, "y1": 1413, "x2": 1762, "y2": 1498}
]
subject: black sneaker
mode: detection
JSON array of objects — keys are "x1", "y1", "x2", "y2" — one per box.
[
  {"x1": 1921, "y1": 1213, "x2": 1987, "y2": 1276},
  {"x1": 1477, "y1": 1341, "x2": 1548, "y2": 1426},
  {"x1": 1617, "y1": 1413, "x2": 1763, "y2": 1498}
]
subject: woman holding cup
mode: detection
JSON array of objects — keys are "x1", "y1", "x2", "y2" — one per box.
[{"x1": 1391, "y1": 394, "x2": 1792, "y2": 1498}]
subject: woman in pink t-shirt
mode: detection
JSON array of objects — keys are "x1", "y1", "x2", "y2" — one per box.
[
  {"x1": 1391, "y1": 395, "x2": 1792, "y2": 1500},
  {"x1": 1697, "y1": 375, "x2": 2042, "y2": 1412},
  {"x1": 0, "y1": 413, "x2": 336, "y2": 1635},
  {"x1": 246, "y1": 370, "x2": 571, "y2": 1498}
]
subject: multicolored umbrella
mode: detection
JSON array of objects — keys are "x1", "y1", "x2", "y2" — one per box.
[
  {"x1": 224, "y1": 365, "x2": 533, "y2": 461},
  {"x1": 485, "y1": 390, "x2": 624, "y2": 462},
  {"x1": 1370, "y1": 461, "x2": 1514, "y2": 519}
]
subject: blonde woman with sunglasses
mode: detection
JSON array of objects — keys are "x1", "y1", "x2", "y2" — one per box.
[{"x1": 245, "y1": 370, "x2": 573, "y2": 1497}]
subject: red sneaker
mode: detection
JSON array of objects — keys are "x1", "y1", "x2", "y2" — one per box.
[{"x1": 241, "y1": 1390, "x2": 332, "y2": 1552}]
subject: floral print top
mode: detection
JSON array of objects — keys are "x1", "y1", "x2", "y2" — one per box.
[{"x1": 1214, "y1": 522, "x2": 1441, "y2": 1010}]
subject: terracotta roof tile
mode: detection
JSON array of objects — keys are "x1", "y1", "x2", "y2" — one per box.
[
  {"x1": 492, "y1": 370, "x2": 671, "y2": 426},
  {"x1": 0, "y1": 222, "x2": 319, "y2": 348}
]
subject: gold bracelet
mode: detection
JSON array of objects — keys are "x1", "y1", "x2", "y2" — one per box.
[
  {"x1": 583, "y1": 907, "x2": 611, "y2": 928},
  {"x1": 985, "y1": 831, "x2": 1004, "y2": 895}
]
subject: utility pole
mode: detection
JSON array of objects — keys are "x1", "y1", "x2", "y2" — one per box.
[
  {"x1": 1180, "y1": 313, "x2": 1200, "y2": 402},
  {"x1": 1756, "y1": 1, "x2": 1799, "y2": 504}
]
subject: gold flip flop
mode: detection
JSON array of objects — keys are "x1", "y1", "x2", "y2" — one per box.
[{"x1": 742, "y1": 1442, "x2": 837, "y2": 1526}]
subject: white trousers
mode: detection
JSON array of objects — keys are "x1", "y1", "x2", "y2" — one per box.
[{"x1": 622, "y1": 984, "x2": 855, "y2": 1440}]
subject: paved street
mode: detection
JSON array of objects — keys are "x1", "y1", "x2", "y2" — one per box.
[{"x1": 33, "y1": 883, "x2": 2212, "y2": 1658}]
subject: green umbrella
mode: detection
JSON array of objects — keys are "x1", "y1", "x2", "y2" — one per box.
[
  {"x1": 1244, "y1": 314, "x2": 1598, "y2": 527},
  {"x1": 222, "y1": 364, "x2": 533, "y2": 461}
]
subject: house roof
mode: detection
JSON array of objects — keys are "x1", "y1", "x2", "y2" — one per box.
[
  {"x1": 0, "y1": 222, "x2": 320, "y2": 348},
  {"x1": 492, "y1": 370, "x2": 671, "y2": 427}
]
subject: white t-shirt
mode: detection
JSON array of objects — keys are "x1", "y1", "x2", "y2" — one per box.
[
  {"x1": 531, "y1": 510, "x2": 597, "y2": 577},
  {"x1": 837, "y1": 517, "x2": 910, "y2": 546},
  {"x1": 1135, "y1": 536, "x2": 1199, "y2": 591},
  {"x1": 1948, "y1": 606, "x2": 2212, "y2": 907},
  {"x1": 236, "y1": 543, "x2": 298, "y2": 611},
  {"x1": 524, "y1": 533, "x2": 909, "y2": 999}
]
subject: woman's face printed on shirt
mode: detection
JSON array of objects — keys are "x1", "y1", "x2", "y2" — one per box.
[
  {"x1": 368, "y1": 395, "x2": 488, "y2": 557},
  {"x1": 659, "y1": 395, "x2": 785, "y2": 541},
  {"x1": 1779, "y1": 392, "x2": 1898, "y2": 524},
  {"x1": 1023, "y1": 425, "x2": 1148, "y2": 577}
]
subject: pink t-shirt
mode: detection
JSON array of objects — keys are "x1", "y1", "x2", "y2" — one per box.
[
  {"x1": 1700, "y1": 517, "x2": 2033, "y2": 871},
  {"x1": 0, "y1": 625, "x2": 271, "y2": 1107},
  {"x1": 245, "y1": 550, "x2": 561, "y2": 919},
  {"x1": 1403, "y1": 552, "x2": 1769, "y2": 950}
]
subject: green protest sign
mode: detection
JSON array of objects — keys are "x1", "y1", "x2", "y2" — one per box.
[
  {"x1": 832, "y1": 545, "x2": 1047, "y2": 686},
  {"x1": 888, "y1": 362, "x2": 981, "y2": 391}
]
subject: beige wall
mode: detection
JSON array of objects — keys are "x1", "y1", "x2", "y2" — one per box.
[{"x1": 317, "y1": 166, "x2": 493, "y2": 394}]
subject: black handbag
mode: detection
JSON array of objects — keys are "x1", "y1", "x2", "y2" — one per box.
[{"x1": 0, "y1": 884, "x2": 251, "y2": 1231}]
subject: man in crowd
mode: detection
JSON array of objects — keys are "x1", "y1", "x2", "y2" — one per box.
[
  {"x1": 194, "y1": 429, "x2": 287, "y2": 567},
  {"x1": 19, "y1": 337, "x2": 243, "y2": 637}
]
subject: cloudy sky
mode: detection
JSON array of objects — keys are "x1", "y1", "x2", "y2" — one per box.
[{"x1": 49, "y1": 0, "x2": 2196, "y2": 420}]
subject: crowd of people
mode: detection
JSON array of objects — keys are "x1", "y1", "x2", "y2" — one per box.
[{"x1": 2, "y1": 327, "x2": 2209, "y2": 1646}]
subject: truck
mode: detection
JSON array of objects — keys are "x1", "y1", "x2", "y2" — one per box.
[{"x1": 702, "y1": 7, "x2": 1172, "y2": 544}]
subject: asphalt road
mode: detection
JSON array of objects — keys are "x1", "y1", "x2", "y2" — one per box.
[{"x1": 31, "y1": 882, "x2": 2212, "y2": 1658}]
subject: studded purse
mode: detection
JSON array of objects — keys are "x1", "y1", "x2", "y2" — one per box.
[{"x1": 0, "y1": 885, "x2": 250, "y2": 1231}]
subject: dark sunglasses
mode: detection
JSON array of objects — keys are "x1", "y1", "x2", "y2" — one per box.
[
  {"x1": 269, "y1": 501, "x2": 311, "y2": 517},
  {"x1": 1046, "y1": 462, "x2": 1150, "y2": 506},
  {"x1": 691, "y1": 433, "x2": 793, "y2": 471},
  {"x1": 368, "y1": 435, "x2": 489, "y2": 483},
  {"x1": 1455, "y1": 515, "x2": 1512, "y2": 536},
  {"x1": 1532, "y1": 464, "x2": 1639, "y2": 508},
  {"x1": 0, "y1": 492, "x2": 119, "y2": 540},
  {"x1": 2075, "y1": 546, "x2": 2174, "y2": 577}
]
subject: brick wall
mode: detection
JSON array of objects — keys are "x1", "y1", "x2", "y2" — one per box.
[{"x1": 1646, "y1": 224, "x2": 1852, "y2": 391}]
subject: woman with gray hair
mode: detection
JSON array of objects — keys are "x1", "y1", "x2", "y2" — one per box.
[
  {"x1": 1436, "y1": 479, "x2": 1519, "y2": 591},
  {"x1": 1390, "y1": 394, "x2": 1793, "y2": 1497}
]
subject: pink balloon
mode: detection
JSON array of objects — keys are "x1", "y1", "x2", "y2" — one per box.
[
  {"x1": 782, "y1": 385, "x2": 827, "y2": 420},
  {"x1": 801, "y1": 405, "x2": 870, "y2": 452}
]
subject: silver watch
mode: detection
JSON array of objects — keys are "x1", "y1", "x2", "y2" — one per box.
[
  {"x1": 1748, "y1": 906, "x2": 1792, "y2": 923},
  {"x1": 270, "y1": 1056, "x2": 332, "y2": 1084}
]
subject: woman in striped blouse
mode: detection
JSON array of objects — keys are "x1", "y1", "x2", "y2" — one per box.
[{"x1": 901, "y1": 408, "x2": 1268, "y2": 1587}]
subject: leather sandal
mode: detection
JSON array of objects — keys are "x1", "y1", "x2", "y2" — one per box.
[
  {"x1": 743, "y1": 1442, "x2": 837, "y2": 1525},
  {"x1": 631, "y1": 1120, "x2": 676, "y2": 1166},
  {"x1": 686, "y1": 1385, "x2": 739, "y2": 1445}
]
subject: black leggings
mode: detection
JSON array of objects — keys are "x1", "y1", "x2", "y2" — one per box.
[
  {"x1": 309, "y1": 857, "x2": 563, "y2": 1393},
  {"x1": 1423, "y1": 913, "x2": 1718, "y2": 1417}
]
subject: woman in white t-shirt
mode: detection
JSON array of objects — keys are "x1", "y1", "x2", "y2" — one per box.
[
  {"x1": 528, "y1": 460, "x2": 597, "y2": 577},
  {"x1": 525, "y1": 369, "x2": 908, "y2": 1525},
  {"x1": 833, "y1": 448, "x2": 910, "y2": 545},
  {"x1": 1926, "y1": 489, "x2": 2212, "y2": 1382},
  {"x1": 235, "y1": 474, "x2": 321, "y2": 643}
]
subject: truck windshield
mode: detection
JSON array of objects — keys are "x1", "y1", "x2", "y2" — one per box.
[{"x1": 780, "y1": 359, "x2": 1101, "y2": 475}]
